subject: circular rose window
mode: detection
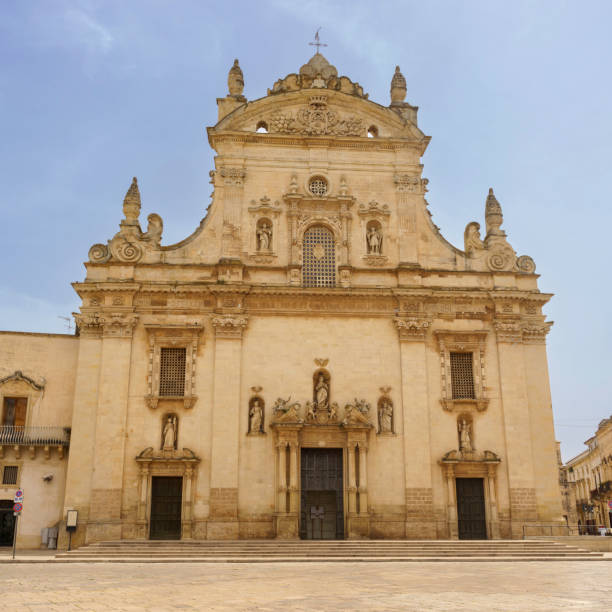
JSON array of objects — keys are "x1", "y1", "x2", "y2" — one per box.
[{"x1": 309, "y1": 176, "x2": 328, "y2": 196}]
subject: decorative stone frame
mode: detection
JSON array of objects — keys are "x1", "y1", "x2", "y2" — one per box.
[
  {"x1": 270, "y1": 420, "x2": 372, "y2": 540},
  {"x1": 358, "y1": 201, "x2": 391, "y2": 267},
  {"x1": 0, "y1": 371, "x2": 45, "y2": 430},
  {"x1": 248, "y1": 196, "x2": 281, "y2": 263},
  {"x1": 135, "y1": 447, "x2": 200, "y2": 540},
  {"x1": 434, "y1": 330, "x2": 489, "y2": 412},
  {"x1": 144, "y1": 323, "x2": 204, "y2": 410},
  {"x1": 440, "y1": 451, "x2": 501, "y2": 539},
  {"x1": 284, "y1": 181, "x2": 354, "y2": 286}
]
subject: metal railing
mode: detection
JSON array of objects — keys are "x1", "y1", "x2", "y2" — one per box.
[
  {"x1": 0, "y1": 426, "x2": 71, "y2": 446},
  {"x1": 522, "y1": 523, "x2": 612, "y2": 538}
]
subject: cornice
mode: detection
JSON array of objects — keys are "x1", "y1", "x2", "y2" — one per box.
[{"x1": 209, "y1": 130, "x2": 425, "y2": 152}]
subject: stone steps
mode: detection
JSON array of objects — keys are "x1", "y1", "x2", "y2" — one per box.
[{"x1": 53, "y1": 539, "x2": 606, "y2": 562}]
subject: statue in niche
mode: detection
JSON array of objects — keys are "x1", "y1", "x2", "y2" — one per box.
[
  {"x1": 256, "y1": 221, "x2": 272, "y2": 251},
  {"x1": 162, "y1": 415, "x2": 177, "y2": 450},
  {"x1": 249, "y1": 398, "x2": 264, "y2": 434},
  {"x1": 458, "y1": 418, "x2": 473, "y2": 452},
  {"x1": 378, "y1": 397, "x2": 393, "y2": 433},
  {"x1": 366, "y1": 225, "x2": 382, "y2": 254},
  {"x1": 314, "y1": 372, "x2": 330, "y2": 411}
]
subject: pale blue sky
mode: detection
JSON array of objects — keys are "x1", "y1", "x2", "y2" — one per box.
[{"x1": 1, "y1": 0, "x2": 611, "y2": 460}]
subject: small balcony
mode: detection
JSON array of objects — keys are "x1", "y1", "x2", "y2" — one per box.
[{"x1": 0, "y1": 426, "x2": 70, "y2": 460}]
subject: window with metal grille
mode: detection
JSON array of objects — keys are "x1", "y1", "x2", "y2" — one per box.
[
  {"x1": 159, "y1": 348, "x2": 186, "y2": 396},
  {"x1": 302, "y1": 226, "x2": 336, "y2": 287},
  {"x1": 450, "y1": 352, "x2": 475, "y2": 399},
  {"x1": 308, "y1": 176, "x2": 328, "y2": 196},
  {"x1": 2, "y1": 466, "x2": 18, "y2": 485}
]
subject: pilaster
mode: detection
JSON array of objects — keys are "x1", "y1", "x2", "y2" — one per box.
[{"x1": 208, "y1": 312, "x2": 248, "y2": 539}]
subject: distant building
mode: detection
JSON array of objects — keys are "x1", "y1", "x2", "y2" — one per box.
[
  {"x1": 1, "y1": 52, "x2": 564, "y2": 547},
  {"x1": 566, "y1": 418, "x2": 612, "y2": 533}
]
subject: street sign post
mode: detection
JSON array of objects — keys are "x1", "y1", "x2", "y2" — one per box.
[{"x1": 11, "y1": 489, "x2": 23, "y2": 560}]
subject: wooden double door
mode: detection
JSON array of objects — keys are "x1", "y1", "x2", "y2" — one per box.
[
  {"x1": 300, "y1": 448, "x2": 344, "y2": 540},
  {"x1": 456, "y1": 477, "x2": 487, "y2": 539},
  {"x1": 149, "y1": 476, "x2": 182, "y2": 540}
]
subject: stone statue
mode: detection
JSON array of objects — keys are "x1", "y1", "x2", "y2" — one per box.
[
  {"x1": 378, "y1": 398, "x2": 393, "y2": 433},
  {"x1": 343, "y1": 401, "x2": 370, "y2": 426},
  {"x1": 305, "y1": 400, "x2": 316, "y2": 422},
  {"x1": 143, "y1": 213, "x2": 163, "y2": 246},
  {"x1": 162, "y1": 415, "x2": 177, "y2": 450},
  {"x1": 367, "y1": 226, "x2": 382, "y2": 254},
  {"x1": 390, "y1": 66, "x2": 407, "y2": 105},
  {"x1": 458, "y1": 419, "x2": 472, "y2": 452},
  {"x1": 256, "y1": 222, "x2": 272, "y2": 251},
  {"x1": 315, "y1": 373, "x2": 329, "y2": 411},
  {"x1": 463, "y1": 222, "x2": 484, "y2": 256},
  {"x1": 249, "y1": 399, "x2": 263, "y2": 433},
  {"x1": 228, "y1": 59, "x2": 244, "y2": 97},
  {"x1": 329, "y1": 402, "x2": 339, "y2": 422}
]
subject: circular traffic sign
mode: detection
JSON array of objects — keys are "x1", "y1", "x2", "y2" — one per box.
[
  {"x1": 13, "y1": 502, "x2": 23, "y2": 513},
  {"x1": 15, "y1": 489, "x2": 23, "y2": 498}
]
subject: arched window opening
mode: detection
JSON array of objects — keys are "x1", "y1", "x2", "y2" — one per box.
[
  {"x1": 302, "y1": 225, "x2": 335, "y2": 287},
  {"x1": 367, "y1": 125, "x2": 378, "y2": 138},
  {"x1": 308, "y1": 176, "x2": 328, "y2": 196},
  {"x1": 256, "y1": 121, "x2": 268, "y2": 133}
]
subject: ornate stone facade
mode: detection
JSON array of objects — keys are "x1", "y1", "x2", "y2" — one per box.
[{"x1": 0, "y1": 51, "x2": 563, "y2": 547}]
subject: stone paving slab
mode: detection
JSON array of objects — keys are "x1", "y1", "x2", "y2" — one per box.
[{"x1": 0, "y1": 561, "x2": 611, "y2": 611}]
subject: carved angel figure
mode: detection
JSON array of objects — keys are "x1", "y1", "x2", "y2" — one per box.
[
  {"x1": 305, "y1": 400, "x2": 316, "y2": 422},
  {"x1": 329, "y1": 402, "x2": 339, "y2": 421},
  {"x1": 162, "y1": 415, "x2": 177, "y2": 450}
]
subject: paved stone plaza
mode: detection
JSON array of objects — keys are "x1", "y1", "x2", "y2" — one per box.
[{"x1": 0, "y1": 561, "x2": 610, "y2": 611}]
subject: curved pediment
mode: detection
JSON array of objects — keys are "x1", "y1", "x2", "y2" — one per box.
[{"x1": 211, "y1": 89, "x2": 426, "y2": 143}]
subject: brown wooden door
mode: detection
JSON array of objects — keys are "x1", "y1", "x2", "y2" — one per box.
[
  {"x1": 456, "y1": 477, "x2": 487, "y2": 540},
  {"x1": 2, "y1": 397, "x2": 27, "y2": 426},
  {"x1": 149, "y1": 476, "x2": 182, "y2": 540},
  {"x1": 300, "y1": 448, "x2": 344, "y2": 539}
]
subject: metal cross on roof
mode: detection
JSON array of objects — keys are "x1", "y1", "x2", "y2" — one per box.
[{"x1": 309, "y1": 28, "x2": 328, "y2": 54}]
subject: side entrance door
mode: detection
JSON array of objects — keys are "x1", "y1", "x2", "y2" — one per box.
[
  {"x1": 150, "y1": 476, "x2": 182, "y2": 540},
  {"x1": 456, "y1": 477, "x2": 487, "y2": 540},
  {"x1": 0, "y1": 500, "x2": 15, "y2": 546}
]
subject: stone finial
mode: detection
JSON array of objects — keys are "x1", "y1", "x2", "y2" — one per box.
[
  {"x1": 485, "y1": 188, "x2": 504, "y2": 237},
  {"x1": 122, "y1": 177, "x2": 141, "y2": 226},
  {"x1": 390, "y1": 65, "x2": 407, "y2": 105},
  {"x1": 228, "y1": 59, "x2": 244, "y2": 97}
]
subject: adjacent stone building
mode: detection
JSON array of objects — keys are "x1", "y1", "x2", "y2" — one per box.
[
  {"x1": 566, "y1": 418, "x2": 612, "y2": 533},
  {"x1": 0, "y1": 53, "x2": 564, "y2": 547}
]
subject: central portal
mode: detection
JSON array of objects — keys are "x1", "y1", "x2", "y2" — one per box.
[{"x1": 300, "y1": 448, "x2": 344, "y2": 539}]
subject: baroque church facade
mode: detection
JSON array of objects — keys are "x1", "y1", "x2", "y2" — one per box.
[{"x1": 0, "y1": 53, "x2": 563, "y2": 547}]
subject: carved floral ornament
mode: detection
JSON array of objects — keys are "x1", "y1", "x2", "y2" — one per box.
[
  {"x1": 394, "y1": 317, "x2": 430, "y2": 341},
  {"x1": 393, "y1": 174, "x2": 429, "y2": 194},
  {"x1": 267, "y1": 96, "x2": 364, "y2": 137}
]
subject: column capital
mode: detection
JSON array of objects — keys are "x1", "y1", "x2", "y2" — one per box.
[
  {"x1": 394, "y1": 316, "x2": 430, "y2": 342},
  {"x1": 211, "y1": 314, "x2": 249, "y2": 339}
]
